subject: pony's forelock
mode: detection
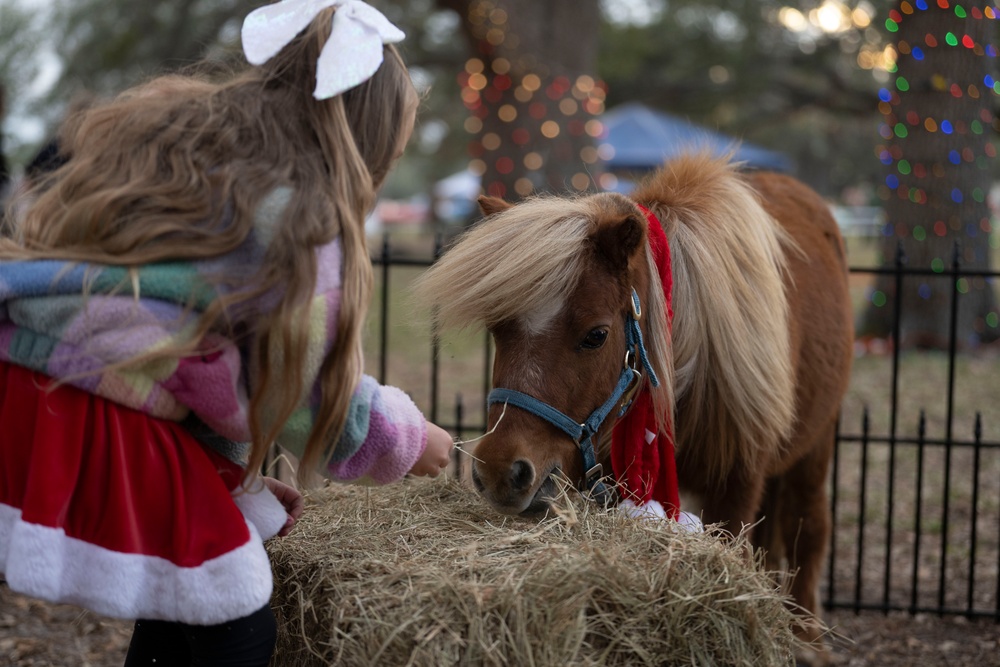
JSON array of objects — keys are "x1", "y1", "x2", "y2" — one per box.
[{"x1": 414, "y1": 197, "x2": 595, "y2": 331}]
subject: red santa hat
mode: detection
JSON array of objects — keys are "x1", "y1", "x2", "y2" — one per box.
[{"x1": 610, "y1": 203, "x2": 681, "y2": 520}]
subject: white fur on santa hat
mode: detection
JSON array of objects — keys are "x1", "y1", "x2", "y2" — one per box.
[{"x1": 618, "y1": 499, "x2": 703, "y2": 532}]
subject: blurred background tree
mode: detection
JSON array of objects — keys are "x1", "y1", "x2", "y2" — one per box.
[
  {"x1": 0, "y1": 0, "x2": 889, "y2": 196},
  {"x1": 860, "y1": 2, "x2": 998, "y2": 348},
  {"x1": 436, "y1": 0, "x2": 604, "y2": 200},
  {"x1": 0, "y1": 0, "x2": 43, "y2": 171}
]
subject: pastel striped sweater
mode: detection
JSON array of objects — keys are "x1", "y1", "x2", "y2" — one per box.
[{"x1": 0, "y1": 189, "x2": 427, "y2": 484}]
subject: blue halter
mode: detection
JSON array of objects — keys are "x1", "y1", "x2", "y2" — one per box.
[{"x1": 487, "y1": 288, "x2": 660, "y2": 500}]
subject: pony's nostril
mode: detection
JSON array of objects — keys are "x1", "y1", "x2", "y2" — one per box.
[{"x1": 509, "y1": 459, "x2": 535, "y2": 491}]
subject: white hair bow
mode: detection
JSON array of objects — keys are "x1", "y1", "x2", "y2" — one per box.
[{"x1": 242, "y1": 0, "x2": 405, "y2": 100}]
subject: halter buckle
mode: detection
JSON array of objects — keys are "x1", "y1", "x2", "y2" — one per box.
[
  {"x1": 584, "y1": 463, "x2": 604, "y2": 489},
  {"x1": 618, "y1": 367, "x2": 643, "y2": 413},
  {"x1": 626, "y1": 348, "x2": 644, "y2": 373},
  {"x1": 630, "y1": 288, "x2": 642, "y2": 320}
]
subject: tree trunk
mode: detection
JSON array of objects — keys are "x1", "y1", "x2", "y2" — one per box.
[
  {"x1": 861, "y1": 3, "x2": 998, "y2": 349},
  {"x1": 439, "y1": 0, "x2": 602, "y2": 200}
]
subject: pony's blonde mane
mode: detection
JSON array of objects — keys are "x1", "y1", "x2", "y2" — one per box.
[
  {"x1": 632, "y1": 153, "x2": 796, "y2": 481},
  {"x1": 637, "y1": 228, "x2": 674, "y2": 440},
  {"x1": 413, "y1": 197, "x2": 594, "y2": 331}
]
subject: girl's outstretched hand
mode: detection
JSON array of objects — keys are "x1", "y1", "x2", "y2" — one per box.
[
  {"x1": 263, "y1": 477, "x2": 305, "y2": 537},
  {"x1": 408, "y1": 421, "x2": 454, "y2": 477}
]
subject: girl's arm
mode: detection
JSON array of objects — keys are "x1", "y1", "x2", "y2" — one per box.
[
  {"x1": 275, "y1": 375, "x2": 451, "y2": 484},
  {"x1": 316, "y1": 374, "x2": 429, "y2": 484}
]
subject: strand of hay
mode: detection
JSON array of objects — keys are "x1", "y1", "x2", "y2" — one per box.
[{"x1": 267, "y1": 478, "x2": 799, "y2": 666}]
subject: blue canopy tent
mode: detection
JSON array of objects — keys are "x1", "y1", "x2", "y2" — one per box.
[
  {"x1": 600, "y1": 102, "x2": 793, "y2": 173},
  {"x1": 432, "y1": 103, "x2": 793, "y2": 218}
]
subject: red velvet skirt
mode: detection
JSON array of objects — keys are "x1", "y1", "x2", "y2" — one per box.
[{"x1": 0, "y1": 361, "x2": 286, "y2": 625}]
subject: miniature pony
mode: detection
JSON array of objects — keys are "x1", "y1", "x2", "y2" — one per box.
[{"x1": 416, "y1": 153, "x2": 853, "y2": 659}]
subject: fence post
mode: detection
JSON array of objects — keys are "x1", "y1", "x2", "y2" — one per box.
[
  {"x1": 378, "y1": 233, "x2": 390, "y2": 384},
  {"x1": 937, "y1": 241, "x2": 961, "y2": 615},
  {"x1": 854, "y1": 408, "x2": 870, "y2": 613},
  {"x1": 909, "y1": 410, "x2": 926, "y2": 614},
  {"x1": 883, "y1": 241, "x2": 906, "y2": 612},
  {"x1": 826, "y1": 418, "x2": 840, "y2": 609},
  {"x1": 453, "y1": 393, "x2": 464, "y2": 479},
  {"x1": 430, "y1": 234, "x2": 444, "y2": 425},
  {"x1": 967, "y1": 413, "x2": 982, "y2": 618}
]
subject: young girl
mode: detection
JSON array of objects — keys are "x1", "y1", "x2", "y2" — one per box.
[{"x1": 0, "y1": 1, "x2": 453, "y2": 665}]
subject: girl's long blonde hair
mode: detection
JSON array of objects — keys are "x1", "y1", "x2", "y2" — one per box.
[{"x1": 0, "y1": 8, "x2": 415, "y2": 484}]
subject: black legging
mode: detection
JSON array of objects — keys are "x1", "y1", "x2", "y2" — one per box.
[{"x1": 123, "y1": 604, "x2": 276, "y2": 667}]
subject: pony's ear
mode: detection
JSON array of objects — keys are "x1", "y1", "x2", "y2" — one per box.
[
  {"x1": 591, "y1": 215, "x2": 645, "y2": 272},
  {"x1": 478, "y1": 195, "x2": 513, "y2": 216}
]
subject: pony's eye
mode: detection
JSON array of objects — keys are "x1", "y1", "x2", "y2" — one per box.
[{"x1": 580, "y1": 328, "x2": 608, "y2": 350}]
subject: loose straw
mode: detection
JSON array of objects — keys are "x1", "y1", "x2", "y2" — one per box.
[{"x1": 451, "y1": 400, "x2": 508, "y2": 463}]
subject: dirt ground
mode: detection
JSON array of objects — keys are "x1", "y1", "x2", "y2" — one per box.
[
  {"x1": 2, "y1": 582, "x2": 997, "y2": 666},
  {"x1": 824, "y1": 610, "x2": 999, "y2": 666}
]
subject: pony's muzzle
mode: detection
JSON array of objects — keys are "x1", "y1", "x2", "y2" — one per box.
[
  {"x1": 471, "y1": 458, "x2": 555, "y2": 516},
  {"x1": 471, "y1": 458, "x2": 535, "y2": 495}
]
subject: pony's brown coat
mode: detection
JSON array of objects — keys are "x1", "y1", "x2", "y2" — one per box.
[{"x1": 416, "y1": 155, "x2": 853, "y2": 657}]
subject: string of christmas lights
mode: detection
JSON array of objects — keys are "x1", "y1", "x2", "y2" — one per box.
[
  {"x1": 876, "y1": 2, "x2": 997, "y2": 227},
  {"x1": 869, "y1": 1, "x2": 999, "y2": 335}
]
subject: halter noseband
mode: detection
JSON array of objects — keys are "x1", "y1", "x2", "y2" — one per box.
[{"x1": 487, "y1": 288, "x2": 660, "y2": 501}]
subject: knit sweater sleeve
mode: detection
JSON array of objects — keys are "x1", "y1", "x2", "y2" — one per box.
[
  {"x1": 327, "y1": 376, "x2": 427, "y2": 483},
  {"x1": 277, "y1": 374, "x2": 428, "y2": 485}
]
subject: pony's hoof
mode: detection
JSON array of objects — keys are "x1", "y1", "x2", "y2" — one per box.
[
  {"x1": 794, "y1": 639, "x2": 834, "y2": 667},
  {"x1": 793, "y1": 617, "x2": 834, "y2": 667}
]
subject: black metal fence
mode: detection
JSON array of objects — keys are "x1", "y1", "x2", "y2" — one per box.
[
  {"x1": 369, "y1": 234, "x2": 1000, "y2": 622},
  {"x1": 825, "y1": 244, "x2": 1000, "y2": 621}
]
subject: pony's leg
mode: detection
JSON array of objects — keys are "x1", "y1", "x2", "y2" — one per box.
[
  {"x1": 700, "y1": 465, "x2": 767, "y2": 541},
  {"x1": 778, "y1": 421, "x2": 837, "y2": 666},
  {"x1": 754, "y1": 476, "x2": 785, "y2": 572}
]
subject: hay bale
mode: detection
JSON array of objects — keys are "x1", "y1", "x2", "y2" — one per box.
[{"x1": 267, "y1": 479, "x2": 799, "y2": 666}]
